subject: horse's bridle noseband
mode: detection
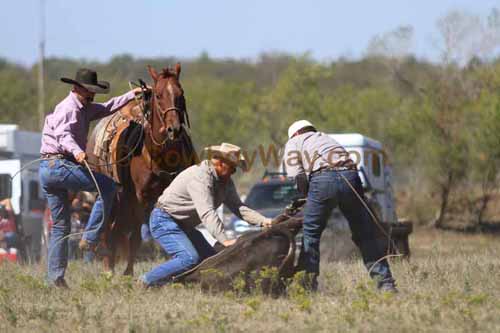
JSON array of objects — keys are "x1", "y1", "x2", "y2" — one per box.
[{"x1": 148, "y1": 83, "x2": 186, "y2": 147}]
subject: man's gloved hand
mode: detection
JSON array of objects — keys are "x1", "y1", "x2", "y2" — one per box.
[
  {"x1": 132, "y1": 86, "x2": 152, "y2": 95},
  {"x1": 261, "y1": 218, "x2": 273, "y2": 228},
  {"x1": 285, "y1": 198, "x2": 307, "y2": 215},
  {"x1": 222, "y1": 239, "x2": 237, "y2": 247},
  {"x1": 295, "y1": 172, "x2": 309, "y2": 197}
]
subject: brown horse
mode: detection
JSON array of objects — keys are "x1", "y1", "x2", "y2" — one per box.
[{"x1": 87, "y1": 64, "x2": 197, "y2": 275}]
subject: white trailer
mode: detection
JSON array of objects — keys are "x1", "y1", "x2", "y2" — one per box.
[
  {"x1": 325, "y1": 133, "x2": 411, "y2": 257},
  {"x1": 329, "y1": 133, "x2": 398, "y2": 225},
  {"x1": 0, "y1": 124, "x2": 45, "y2": 262}
]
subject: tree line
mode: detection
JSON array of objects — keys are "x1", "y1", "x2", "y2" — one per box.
[{"x1": 1, "y1": 9, "x2": 500, "y2": 229}]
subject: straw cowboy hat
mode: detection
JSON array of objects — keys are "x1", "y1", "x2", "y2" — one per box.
[
  {"x1": 61, "y1": 68, "x2": 110, "y2": 94},
  {"x1": 205, "y1": 142, "x2": 247, "y2": 170}
]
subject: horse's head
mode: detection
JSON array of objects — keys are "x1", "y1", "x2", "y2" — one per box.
[{"x1": 147, "y1": 63, "x2": 186, "y2": 141}]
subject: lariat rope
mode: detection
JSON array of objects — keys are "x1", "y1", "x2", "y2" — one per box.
[
  {"x1": 338, "y1": 173, "x2": 402, "y2": 257},
  {"x1": 46, "y1": 159, "x2": 104, "y2": 264},
  {"x1": 6, "y1": 156, "x2": 105, "y2": 264},
  {"x1": 14, "y1": 82, "x2": 148, "y2": 264}
]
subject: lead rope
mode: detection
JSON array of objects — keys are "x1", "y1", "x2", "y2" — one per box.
[{"x1": 338, "y1": 173, "x2": 402, "y2": 258}]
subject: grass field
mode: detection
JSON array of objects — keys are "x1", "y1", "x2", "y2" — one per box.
[{"x1": 1, "y1": 228, "x2": 499, "y2": 332}]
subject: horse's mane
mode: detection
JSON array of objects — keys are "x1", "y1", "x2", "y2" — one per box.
[{"x1": 160, "y1": 67, "x2": 177, "y2": 79}]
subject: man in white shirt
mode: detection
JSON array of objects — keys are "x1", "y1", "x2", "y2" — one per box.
[{"x1": 283, "y1": 120, "x2": 396, "y2": 292}]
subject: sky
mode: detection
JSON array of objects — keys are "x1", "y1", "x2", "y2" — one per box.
[{"x1": 0, "y1": 0, "x2": 498, "y2": 66}]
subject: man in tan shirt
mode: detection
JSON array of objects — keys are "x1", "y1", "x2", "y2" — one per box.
[{"x1": 140, "y1": 143, "x2": 272, "y2": 287}]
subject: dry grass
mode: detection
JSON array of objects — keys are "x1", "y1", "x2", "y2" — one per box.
[{"x1": 1, "y1": 228, "x2": 499, "y2": 332}]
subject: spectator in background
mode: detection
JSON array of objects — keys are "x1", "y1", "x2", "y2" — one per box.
[
  {"x1": 68, "y1": 211, "x2": 84, "y2": 260},
  {"x1": 0, "y1": 199, "x2": 17, "y2": 249},
  {"x1": 44, "y1": 192, "x2": 96, "y2": 262},
  {"x1": 71, "y1": 192, "x2": 95, "y2": 262}
]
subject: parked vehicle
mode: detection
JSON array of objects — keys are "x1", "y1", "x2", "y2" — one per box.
[
  {"x1": 0, "y1": 124, "x2": 45, "y2": 263},
  {"x1": 226, "y1": 133, "x2": 413, "y2": 258},
  {"x1": 225, "y1": 174, "x2": 298, "y2": 237}
]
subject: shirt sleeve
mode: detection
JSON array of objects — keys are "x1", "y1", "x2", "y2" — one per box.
[
  {"x1": 53, "y1": 107, "x2": 84, "y2": 158},
  {"x1": 88, "y1": 90, "x2": 136, "y2": 121},
  {"x1": 186, "y1": 175, "x2": 229, "y2": 244},
  {"x1": 224, "y1": 180, "x2": 271, "y2": 226},
  {"x1": 282, "y1": 139, "x2": 304, "y2": 178}
]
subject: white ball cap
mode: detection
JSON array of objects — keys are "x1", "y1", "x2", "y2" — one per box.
[{"x1": 288, "y1": 120, "x2": 314, "y2": 139}]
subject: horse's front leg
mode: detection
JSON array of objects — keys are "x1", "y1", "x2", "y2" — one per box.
[
  {"x1": 101, "y1": 200, "x2": 119, "y2": 274},
  {"x1": 127, "y1": 157, "x2": 162, "y2": 276},
  {"x1": 123, "y1": 223, "x2": 142, "y2": 276},
  {"x1": 101, "y1": 230, "x2": 116, "y2": 274},
  {"x1": 123, "y1": 196, "x2": 145, "y2": 276}
]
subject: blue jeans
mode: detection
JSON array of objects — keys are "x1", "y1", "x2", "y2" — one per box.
[
  {"x1": 39, "y1": 158, "x2": 117, "y2": 282},
  {"x1": 142, "y1": 208, "x2": 216, "y2": 286},
  {"x1": 3, "y1": 231, "x2": 17, "y2": 248},
  {"x1": 83, "y1": 250, "x2": 95, "y2": 263},
  {"x1": 299, "y1": 169, "x2": 393, "y2": 286},
  {"x1": 141, "y1": 223, "x2": 152, "y2": 242}
]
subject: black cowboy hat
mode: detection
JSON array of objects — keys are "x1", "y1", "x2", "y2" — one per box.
[{"x1": 61, "y1": 68, "x2": 110, "y2": 94}]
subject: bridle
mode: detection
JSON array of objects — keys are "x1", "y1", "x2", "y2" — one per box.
[
  {"x1": 147, "y1": 79, "x2": 186, "y2": 147},
  {"x1": 150, "y1": 96, "x2": 180, "y2": 146}
]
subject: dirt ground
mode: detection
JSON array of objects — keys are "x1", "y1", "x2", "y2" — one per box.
[{"x1": 0, "y1": 228, "x2": 499, "y2": 332}]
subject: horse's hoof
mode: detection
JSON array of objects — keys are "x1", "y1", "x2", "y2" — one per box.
[{"x1": 123, "y1": 269, "x2": 134, "y2": 276}]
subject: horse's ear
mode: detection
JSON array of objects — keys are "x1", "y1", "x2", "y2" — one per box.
[
  {"x1": 147, "y1": 65, "x2": 159, "y2": 82},
  {"x1": 174, "y1": 63, "x2": 181, "y2": 79}
]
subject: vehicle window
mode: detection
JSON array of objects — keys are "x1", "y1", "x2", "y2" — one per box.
[
  {"x1": 28, "y1": 180, "x2": 43, "y2": 210},
  {"x1": 245, "y1": 183, "x2": 299, "y2": 210},
  {"x1": 372, "y1": 153, "x2": 381, "y2": 177},
  {"x1": 29, "y1": 181, "x2": 39, "y2": 200},
  {"x1": 0, "y1": 174, "x2": 11, "y2": 200}
]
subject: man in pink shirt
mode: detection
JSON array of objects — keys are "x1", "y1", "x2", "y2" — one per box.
[{"x1": 40, "y1": 68, "x2": 142, "y2": 287}]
